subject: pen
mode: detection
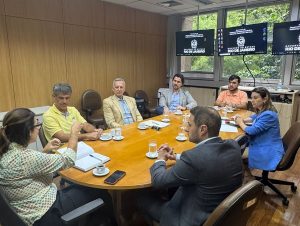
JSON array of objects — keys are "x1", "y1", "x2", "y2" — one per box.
[{"x1": 89, "y1": 154, "x2": 103, "y2": 162}]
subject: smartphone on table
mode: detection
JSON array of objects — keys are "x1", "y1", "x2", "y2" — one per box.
[{"x1": 104, "y1": 170, "x2": 126, "y2": 185}]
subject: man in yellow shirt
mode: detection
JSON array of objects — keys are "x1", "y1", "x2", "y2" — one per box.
[{"x1": 43, "y1": 83, "x2": 102, "y2": 142}]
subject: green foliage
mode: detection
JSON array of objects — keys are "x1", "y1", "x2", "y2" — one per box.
[{"x1": 187, "y1": 3, "x2": 291, "y2": 79}]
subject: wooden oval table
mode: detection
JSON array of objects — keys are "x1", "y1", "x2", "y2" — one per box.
[
  {"x1": 60, "y1": 109, "x2": 252, "y2": 189},
  {"x1": 59, "y1": 109, "x2": 252, "y2": 225}
]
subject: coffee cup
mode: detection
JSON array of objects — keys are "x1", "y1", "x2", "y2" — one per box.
[
  {"x1": 101, "y1": 133, "x2": 111, "y2": 140},
  {"x1": 96, "y1": 164, "x2": 105, "y2": 174},
  {"x1": 115, "y1": 127, "x2": 122, "y2": 138},
  {"x1": 178, "y1": 132, "x2": 185, "y2": 139}
]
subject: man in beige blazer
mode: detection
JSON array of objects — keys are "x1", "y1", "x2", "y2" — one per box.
[{"x1": 103, "y1": 78, "x2": 143, "y2": 128}]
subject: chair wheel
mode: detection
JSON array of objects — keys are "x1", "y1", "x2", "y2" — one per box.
[
  {"x1": 291, "y1": 185, "x2": 297, "y2": 193},
  {"x1": 282, "y1": 199, "x2": 289, "y2": 206}
]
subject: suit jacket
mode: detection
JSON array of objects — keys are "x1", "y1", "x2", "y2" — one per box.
[
  {"x1": 159, "y1": 88, "x2": 197, "y2": 110},
  {"x1": 245, "y1": 110, "x2": 284, "y2": 171},
  {"x1": 103, "y1": 95, "x2": 143, "y2": 128},
  {"x1": 150, "y1": 137, "x2": 243, "y2": 226}
]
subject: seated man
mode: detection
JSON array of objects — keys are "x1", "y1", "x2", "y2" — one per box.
[
  {"x1": 138, "y1": 106, "x2": 243, "y2": 226},
  {"x1": 159, "y1": 73, "x2": 197, "y2": 113},
  {"x1": 103, "y1": 78, "x2": 143, "y2": 128},
  {"x1": 43, "y1": 83, "x2": 102, "y2": 142},
  {"x1": 215, "y1": 74, "x2": 248, "y2": 109}
]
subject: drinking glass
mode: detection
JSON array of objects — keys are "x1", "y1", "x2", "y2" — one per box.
[
  {"x1": 148, "y1": 140, "x2": 157, "y2": 157},
  {"x1": 115, "y1": 127, "x2": 122, "y2": 138}
]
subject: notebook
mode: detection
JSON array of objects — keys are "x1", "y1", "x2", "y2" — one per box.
[
  {"x1": 58, "y1": 141, "x2": 110, "y2": 172},
  {"x1": 143, "y1": 120, "x2": 170, "y2": 128}
]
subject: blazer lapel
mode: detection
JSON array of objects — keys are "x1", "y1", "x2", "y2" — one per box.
[{"x1": 111, "y1": 95, "x2": 124, "y2": 120}]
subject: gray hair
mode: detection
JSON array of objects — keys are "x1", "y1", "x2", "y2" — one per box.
[
  {"x1": 112, "y1": 78, "x2": 125, "y2": 87},
  {"x1": 53, "y1": 83, "x2": 72, "y2": 96}
]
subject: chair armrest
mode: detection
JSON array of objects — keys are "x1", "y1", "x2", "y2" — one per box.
[{"x1": 61, "y1": 198, "x2": 104, "y2": 224}]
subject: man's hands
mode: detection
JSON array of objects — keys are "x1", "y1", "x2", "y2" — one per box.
[
  {"x1": 84, "y1": 128, "x2": 103, "y2": 140},
  {"x1": 157, "y1": 144, "x2": 176, "y2": 161}
]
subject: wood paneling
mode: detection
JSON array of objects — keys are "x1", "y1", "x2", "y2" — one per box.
[
  {"x1": 63, "y1": 0, "x2": 104, "y2": 27},
  {"x1": 0, "y1": 0, "x2": 4, "y2": 15},
  {"x1": 4, "y1": 0, "x2": 63, "y2": 22},
  {"x1": 0, "y1": 15, "x2": 14, "y2": 111},
  {"x1": 6, "y1": 17, "x2": 66, "y2": 107},
  {"x1": 0, "y1": 1, "x2": 167, "y2": 111},
  {"x1": 135, "y1": 33, "x2": 166, "y2": 104},
  {"x1": 64, "y1": 24, "x2": 106, "y2": 107},
  {"x1": 104, "y1": 2, "x2": 135, "y2": 32},
  {"x1": 135, "y1": 10, "x2": 167, "y2": 36},
  {"x1": 105, "y1": 30, "x2": 135, "y2": 95}
]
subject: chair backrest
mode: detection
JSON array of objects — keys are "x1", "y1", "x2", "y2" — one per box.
[
  {"x1": 235, "y1": 134, "x2": 249, "y2": 155},
  {"x1": 0, "y1": 188, "x2": 26, "y2": 226},
  {"x1": 81, "y1": 89, "x2": 102, "y2": 112},
  {"x1": 203, "y1": 180, "x2": 263, "y2": 226},
  {"x1": 39, "y1": 127, "x2": 48, "y2": 148},
  {"x1": 135, "y1": 90, "x2": 149, "y2": 104},
  {"x1": 277, "y1": 121, "x2": 300, "y2": 170}
]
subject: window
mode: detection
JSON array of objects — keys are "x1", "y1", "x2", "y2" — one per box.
[
  {"x1": 223, "y1": 3, "x2": 290, "y2": 82},
  {"x1": 181, "y1": 12, "x2": 217, "y2": 76}
]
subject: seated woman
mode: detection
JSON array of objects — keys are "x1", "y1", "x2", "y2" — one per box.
[
  {"x1": 235, "y1": 87, "x2": 284, "y2": 171},
  {"x1": 0, "y1": 108, "x2": 116, "y2": 226}
]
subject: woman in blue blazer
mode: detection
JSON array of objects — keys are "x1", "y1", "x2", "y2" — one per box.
[{"x1": 235, "y1": 87, "x2": 284, "y2": 171}]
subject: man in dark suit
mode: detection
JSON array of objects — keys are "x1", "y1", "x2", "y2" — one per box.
[{"x1": 138, "y1": 106, "x2": 243, "y2": 226}]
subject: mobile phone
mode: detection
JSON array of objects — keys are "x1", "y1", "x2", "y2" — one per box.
[{"x1": 104, "y1": 170, "x2": 126, "y2": 185}]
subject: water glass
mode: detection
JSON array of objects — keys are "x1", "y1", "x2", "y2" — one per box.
[
  {"x1": 148, "y1": 140, "x2": 157, "y2": 157},
  {"x1": 110, "y1": 128, "x2": 116, "y2": 137},
  {"x1": 115, "y1": 128, "x2": 122, "y2": 138}
]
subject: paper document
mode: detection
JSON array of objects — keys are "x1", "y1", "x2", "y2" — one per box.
[
  {"x1": 58, "y1": 141, "x2": 110, "y2": 172},
  {"x1": 220, "y1": 124, "x2": 238, "y2": 133},
  {"x1": 143, "y1": 120, "x2": 170, "y2": 128}
]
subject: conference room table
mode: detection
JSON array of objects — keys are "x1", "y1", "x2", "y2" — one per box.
[{"x1": 59, "y1": 109, "x2": 252, "y2": 225}]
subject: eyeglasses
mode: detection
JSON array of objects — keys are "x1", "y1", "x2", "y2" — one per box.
[{"x1": 34, "y1": 123, "x2": 42, "y2": 128}]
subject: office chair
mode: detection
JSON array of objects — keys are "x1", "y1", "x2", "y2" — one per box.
[
  {"x1": 81, "y1": 89, "x2": 105, "y2": 129},
  {"x1": 0, "y1": 188, "x2": 104, "y2": 226},
  {"x1": 39, "y1": 127, "x2": 48, "y2": 148},
  {"x1": 203, "y1": 180, "x2": 263, "y2": 226},
  {"x1": 254, "y1": 121, "x2": 300, "y2": 206},
  {"x1": 134, "y1": 90, "x2": 157, "y2": 118},
  {"x1": 235, "y1": 134, "x2": 249, "y2": 155}
]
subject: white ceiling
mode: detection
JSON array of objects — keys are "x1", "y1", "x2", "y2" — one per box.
[{"x1": 102, "y1": 0, "x2": 272, "y2": 16}]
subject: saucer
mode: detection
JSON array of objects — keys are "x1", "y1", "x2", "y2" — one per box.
[
  {"x1": 174, "y1": 111, "x2": 183, "y2": 115},
  {"x1": 221, "y1": 116, "x2": 229, "y2": 120},
  {"x1": 113, "y1": 136, "x2": 124, "y2": 141},
  {"x1": 138, "y1": 126, "x2": 148, "y2": 130},
  {"x1": 100, "y1": 136, "x2": 112, "y2": 141},
  {"x1": 226, "y1": 110, "x2": 234, "y2": 113},
  {"x1": 161, "y1": 118, "x2": 170, "y2": 122},
  {"x1": 176, "y1": 136, "x2": 187, "y2": 141},
  {"x1": 93, "y1": 167, "x2": 110, "y2": 176},
  {"x1": 146, "y1": 152, "x2": 158, "y2": 159}
]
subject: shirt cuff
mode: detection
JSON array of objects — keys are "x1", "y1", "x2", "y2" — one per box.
[
  {"x1": 155, "y1": 159, "x2": 166, "y2": 163},
  {"x1": 176, "y1": 153, "x2": 181, "y2": 160}
]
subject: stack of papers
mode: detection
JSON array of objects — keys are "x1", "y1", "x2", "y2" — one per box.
[
  {"x1": 58, "y1": 142, "x2": 110, "y2": 172},
  {"x1": 220, "y1": 120, "x2": 238, "y2": 133},
  {"x1": 143, "y1": 120, "x2": 170, "y2": 128}
]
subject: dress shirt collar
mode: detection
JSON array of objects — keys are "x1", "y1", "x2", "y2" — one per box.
[{"x1": 196, "y1": 136, "x2": 219, "y2": 147}]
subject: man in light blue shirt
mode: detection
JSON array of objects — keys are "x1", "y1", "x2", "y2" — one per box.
[
  {"x1": 103, "y1": 78, "x2": 143, "y2": 128},
  {"x1": 159, "y1": 74, "x2": 197, "y2": 113}
]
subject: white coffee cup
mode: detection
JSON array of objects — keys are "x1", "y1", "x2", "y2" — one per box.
[
  {"x1": 96, "y1": 164, "x2": 105, "y2": 174},
  {"x1": 101, "y1": 133, "x2": 111, "y2": 139},
  {"x1": 178, "y1": 132, "x2": 185, "y2": 139}
]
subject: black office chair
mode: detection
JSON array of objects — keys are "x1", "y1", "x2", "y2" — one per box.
[
  {"x1": 0, "y1": 188, "x2": 104, "y2": 226},
  {"x1": 235, "y1": 134, "x2": 249, "y2": 155},
  {"x1": 39, "y1": 127, "x2": 48, "y2": 148},
  {"x1": 254, "y1": 121, "x2": 300, "y2": 206},
  {"x1": 134, "y1": 90, "x2": 157, "y2": 119},
  {"x1": 203, "y1": 180, "x2": 263, "y2": 226},
  {"x1": 81, "y1": 89, "x2": 105, "y2": 129}
]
